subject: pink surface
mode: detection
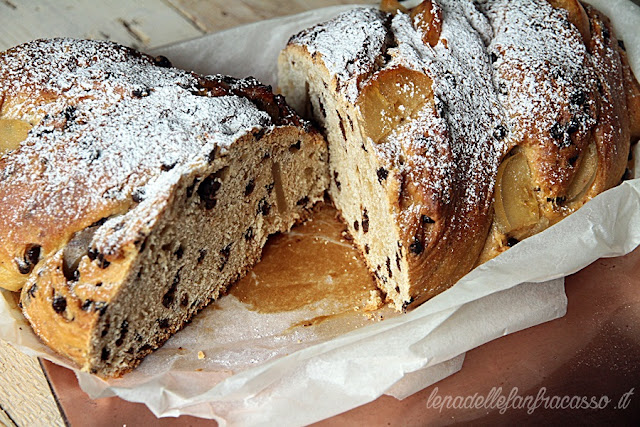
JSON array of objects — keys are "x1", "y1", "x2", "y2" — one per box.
[{"x1": 43, "y1": 247, "x2": 640, "y2": 425}]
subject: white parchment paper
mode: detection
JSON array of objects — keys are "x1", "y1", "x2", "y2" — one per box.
[{"x1": 1, "y1": 2, "x2": 639, "y2": 426}]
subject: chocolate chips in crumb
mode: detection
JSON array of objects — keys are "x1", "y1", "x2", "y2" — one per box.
[{"x1": 52, "y1": 294, "x2": 67, "y2": 314}]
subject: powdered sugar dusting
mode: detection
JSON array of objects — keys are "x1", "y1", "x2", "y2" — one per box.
[
  {"x1": 289, "y1": 8, "x2": 390, "y2": 102},
  {"x1": 0, "y1": 38, "x2": 272, "y2": 255}
]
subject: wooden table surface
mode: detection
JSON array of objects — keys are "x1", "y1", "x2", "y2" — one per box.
[
  {"x1": 2, "y1": 1, "x2": 640, "y2": 426},
  {"x1": 0, "y1": 1, "x2": 370, "y2": 425}
]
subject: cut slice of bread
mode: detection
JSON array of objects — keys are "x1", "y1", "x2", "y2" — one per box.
[
  {"x1": 278, "y1": 0, "x2": 639, "y2": 309},
  {"x1": 0, "y1": 39, "x2": 328, "y2": 377},
  {"x1": 279, "y1": 4, "x2": 504, "y2": 309}
]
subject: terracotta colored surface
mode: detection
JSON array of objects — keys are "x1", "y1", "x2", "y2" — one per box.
[{"x1": 43, "y1": 246, "x2": 640, "y2": 425}]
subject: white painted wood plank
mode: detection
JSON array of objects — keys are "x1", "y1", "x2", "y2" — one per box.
[{"x1": 0, "y1": 0, "x2": 203, "y2": 52}]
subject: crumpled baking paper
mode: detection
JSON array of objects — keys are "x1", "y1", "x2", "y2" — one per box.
[{"x1": 1, "y1": 1, "x2": 639, "y2": 426}]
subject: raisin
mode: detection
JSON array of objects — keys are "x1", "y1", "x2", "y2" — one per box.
[
  {"x1": 362, "y1": 209, "x2": 369, "y2": 233},
  {"x1": 377, "y1": 167, "x2": 389, "y2": 183},
  {"x1": 493, "y1": 125, "x2": 507, "y2": 140},
  {"x1": 197, "y1": 175, "x2": 221, "y2": 210},
  {"x1": 506, "y1": 237, "x2": 519, "y2": 247},
  {"x1": 296, "y1": 196, "x2": 309, "y2": 206},
  {"x1": 245, "y1": 179, "x2": 255, "y2": 196},
  {"x1": 52, "y1": 294, "x2": 67, "y2": 314},
  {"x1": 101, "y1": 347, "x2": 110, "y2": 361},
  {"x1": 197, "y1": 249, "x2": 207, "y2": 264},
  {"x1": 354, "y1": 220, "x2": 360, "y2": 231},
  {"x1": 154, "y1": 55, "x2": 172, "y2": 68},
  {"x1": 409, "y1": 238, "x2": 424, "y2": 255}
]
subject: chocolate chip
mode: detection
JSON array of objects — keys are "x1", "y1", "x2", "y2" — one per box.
[
  {"x1": 27, "y1": 284, "x2": 38, "y2": 299},
  {"x1": 362, "y1": 209, "x2": 369, "y2": 233},
  {"x1": 244, "y1": 227, "x2": 254, "y2": 241},
  {"x1": 154, "y1": 55, "x2": 172, "y2": 68},
  {"x1": 318, "y1": 99, "x2": 327, "y2": 118},
  {"x1": 160, "y1": 161, "x2": 177, "y2": 171},
  {"x1": 181, "y1": 294, "x2": 189, "y2": 307},
  {"x1": 362, "y1": 142, "x2": 368, "y2": 152},
  {"x1": 132, "y1": 87, "x2": 151, "y2": 98},
  {"x1": 333, "y1": 171, "x2": 341, "y2": 190},
  {"x1": 409, "y1": 238, "x2": 424, "y2": 255},
  {"x1": 245, "y1": 179, "x2": 255, "y2": 196},
  {"x1": 208, "y1": 146, "x2": 219, "y2": 164},
  {"x1": 493, "y1": 125, "x2": 507, "y2": 140},
  {"x1": 64, "y1": 106, "x2": 76, "y2": 122},
  {"x1": 96, "y1": 253, "x2": 110, "y2": 269},
  {"x1": 257, "y1": 198, "x2": 271, "y2": 216},
  {"x1": 132, "y1": 188, "x2": 145, "y2": 203},
  {"x1": 569, "y1": 155, "x2": 579, "y2": 166},
  {"x1": 266, "y1": 182, "x2": 275, "y2": 195},
  {"x1": 489, "y1": 52, "x2": 498, "y2": 64},
  {"x1": 602, "y1": 26, "x2": 610, "y2": 41},
  {"x1": 158, "y1": 318, "x2": 170, "y2": 329},
  {"x1": 116, "y1": 320, "x2": 129, "y2": 347},
  {"x1": 354, "y1": 220, "x2": 360, "y2": 231},
  {"x1": 396, "y1": 252, "x2": 401, "y2": 271},
  {"x1": 386, "y1": 257, "x2": 392, "y2": 278},
  {"x1": 570, "y1": 90, "x2": 586, "y2": 106},
  {"x1": 163, "y1": 270, "x2": 180, "y2": 308},
  {"x1": 421, "y1": 215, "x2": 435, "y2": 224},
  {"x1": 197, "y1": 249, "x2": 207, "y2": 264},
  {"x1": 339, "y1": 120, "x2": 347, "y2": 140},
  {"x1": 174, "y1": 245, "x2": 184, "y2": 259},
  {"x1": 567, "y1": 117, "x2": 580, "y2": 134},
  {"x1": 547, "y1": 196, "x2": 567, "y2": 204},
  {"x1": 197, "y1": 174, "x2": 221, "y2": 210},
  {"x1": 52, "y1": 294, "x2": 67, "y2": 314},
  {"x1": 186, "y1": 178, "x2": 199, "y2": 198},
  {"x1": 18, "y1": 244, "x2": 41, "y2": 274},
  {"x1": 289, "y1": 140, "x2": 301, "y2": 151},
  {"x1": 95, "y1": 302, "x2": 108, "y2": 316},
  {"x1": 550, "y1": 122, "x2": 564, "y2": 140},
  {"x1": 506, "y1": 237, "x2": 519, "y2": 247},
  {"x1": 101, "y1": 347, "x2": 110, "y2": 361},
  {"x1": 81, "y1": 299, "x2": 93, "y2": 311},
  {"x1": 296, "y1": 196, "x2": 309, "y2": 206},
  {"x1": 219, "y1": 243, "x2": 232, "y2": 272},
  {"x1": 364, "y1": 244, "x2": 370, "y2": 254},
  {"x1": 618, "y1": 40, "x2": 626, "y2": 51},
  {"x1": 377, "y1": 167, "x2": 389, "y2": 183}
]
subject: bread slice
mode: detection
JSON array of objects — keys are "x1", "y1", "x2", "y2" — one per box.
[
  {"x1": 279, "y1": 0, "x2": 640, "y2": 309},
  {"x1": 0, "y1": 39, "x2": 328, "y2": 377},
  {"x1": 279, "y1": 3, "x2": 504, "y2": 309}
]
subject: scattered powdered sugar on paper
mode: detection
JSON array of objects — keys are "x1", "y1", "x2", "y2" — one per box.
[{"x1": 0, "y1": 38, "x2": 272, "y2": 253}]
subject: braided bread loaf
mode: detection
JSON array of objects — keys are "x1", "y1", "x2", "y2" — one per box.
[
  {"x1": 0, "y1": 39, "x2": 328, "y2": 376},
  {"x1": 278, "y1": 0, "x2": 640, "y2": 309}
]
